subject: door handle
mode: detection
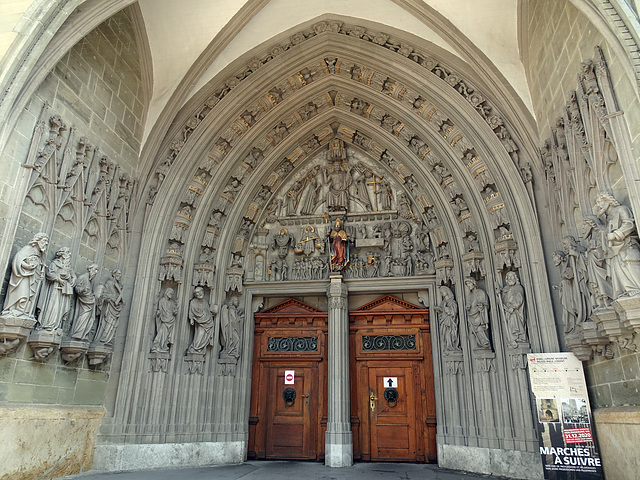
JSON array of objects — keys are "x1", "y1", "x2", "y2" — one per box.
[
  {"x1": 369, "y1": 391, "x2": 377, "y2": 412},
  {"x1": 304, "y1": 393, "x2": 310, "y2": 405}
]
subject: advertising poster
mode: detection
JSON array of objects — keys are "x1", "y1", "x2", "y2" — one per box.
[{"x1": 527, "y1": 352, "x2": 603, "y2": 479}]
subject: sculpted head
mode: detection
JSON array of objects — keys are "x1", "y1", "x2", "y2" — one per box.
[
  {"x1": 194, "y1": 286, "x2": 204, "y2": 299},
  {"x1": 464, "y1": 277, "x2": 477, "y2": 291},
  {"x1": 505, "y1": 271, "x2": 519, "y2": 286},
  {"x1": 31, "y1": 232, "x2": 49, "y2": 253},
  {"x1": 88, "y1": 263, "x2": 99, "y2": 280},
  {"x1": 164, "y1": 288, "x2": 174, "y2": 299},
  {"x1": 593, "y1": 193, "x2": 619, "y2": 216}
]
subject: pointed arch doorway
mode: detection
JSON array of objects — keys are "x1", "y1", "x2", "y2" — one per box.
[{"x1": 248, "y1": 295, "x2": 436, "y2": 463}]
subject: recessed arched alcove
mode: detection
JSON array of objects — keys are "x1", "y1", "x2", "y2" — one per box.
[{"x1": 97, "y1": 18, "x2": 556, "y2": 477}]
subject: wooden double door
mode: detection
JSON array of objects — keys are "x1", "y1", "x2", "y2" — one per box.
[{"x1": 248, "y1": 296, "x2": 436, "y2": 463}]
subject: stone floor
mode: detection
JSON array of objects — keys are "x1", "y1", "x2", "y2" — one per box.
[{"x1": 63, "y1": 460, "x2": 508, "y2": 479}]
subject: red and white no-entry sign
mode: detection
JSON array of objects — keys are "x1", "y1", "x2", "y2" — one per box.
[{"x1": 284, "y1": 370, "x2": 295, "y2": 384}]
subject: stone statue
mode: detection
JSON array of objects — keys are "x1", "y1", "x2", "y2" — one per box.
[
  {"x1": 324, "y1": 139, "x2": 351, "y2": 211},
  {"x1": 583, "y1": 215, "x2": 612, "y2": 307},
  {"x1": 329, "y1": 218, "x2": 349, "y2": 271},
  {"x1": 187, "y1": 287, "x2": 217, "y2": 354},
  {"x1": 352, "y1": 163, "x2": 372, "y2": 210},
  {"x1": 273, "y1": 228, "x2": 295, "y2": 259},
  {"x1": 497, "y1": 271, "x2": 528, "y2": 348},
  {"x1": 552, "y1": 251, "x2": 578, "y2": 334},
  {"x1": 151, "y1": 288, "x2": 178, "y2": 353},
  {"x1": 36, "y1": 247, "x2": 76, "y2": 331},
  {"x1": 300, "y1": 173, "x2": 322, "y2": 215},
  {"x1": 465, "y1": 277, "x2": 491, "y2": 349},
  {"x1": 435, "y1": 286, "x2": 461, "y2": 353},
  {"x1": 69, "y1": 264, "x2": 99, "y2": 340},
  {"x1": 562, "y1": 235, "x2": 591, "y2": 324},
  {"x1": 93, "y1": 269, "x2": 124, "y2": 345},
  {"x1": 379, "y1": 177, "x2": 393, "y2": 211},
  {"x1": 1, "y1": 233, "x2": 49, "y2": 319},
  {"x1": 593, "y1": 192, "x2": 640, "y2": 298},
  {"x1": 219, "y1": 296, "x2": 242, "y2": 359}
]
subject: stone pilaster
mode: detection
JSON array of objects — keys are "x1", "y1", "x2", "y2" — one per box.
[{"x1": 325, "y1": 275, "x2": 352, "y2": 467}]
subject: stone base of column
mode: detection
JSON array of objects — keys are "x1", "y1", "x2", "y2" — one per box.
[{"x1": 325, "y1": 430, "x2": 353, "y2": 467}]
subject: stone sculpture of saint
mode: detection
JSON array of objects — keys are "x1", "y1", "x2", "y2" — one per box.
[
  {"x1": 69, "y1": 264, "x2": 99, "y2": 341},
  {"x1": 583, "y1": 215, "x2": 612, "y2": 307},
  {"x1": 324, "y1": 156, "x2": 352, "y2": 211},
  {"x1": 435, "y1": 286, "x2": 461, "y2": 353},
  {"x1": 562, "y1": 235, "x2": 591, "y2": 323},
  {"x1": 151, "y1": 288, "x2": 178, "y2": 353},
  {"x1": 497, "y1": 271, "x2": 528, "y2": 348},
  {"x1": 593, "y1": 192, "x2": 640, "y2": 298},
  {"x1": 465, "y1": 277, "x2": 491, "y2": 349},
  {"x1": 36, "y1": 247, "x2": 76, "y2": 331},
  {"x1": 300, "y1": 173, "x2": 322, "y2": 215},
  {"x1": 220, "y1": 296, "x2": 242, "y2": 359},
  {"x1": 94, "y1": 269, "x2": 124, "y2": 345},
  {"x1": 1, "y1": 232, "x2": 49, "y2": 319},
  {"x1": 187, "y1": 287, "x2": 217, "y2": 354},
  {"x1": 552, "y1": 251, "x2": 578, "y2": 334},
  {"x1": 352, "y1": 163, "x2": 372, "y2": 210}
]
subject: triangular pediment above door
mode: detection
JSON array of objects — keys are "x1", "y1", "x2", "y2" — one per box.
[
  {"x1": 259, "y1": 298, "x2": 326, "y2": 315},
  {"x1": 351, "y1": 295, "x2": 427, "y2": 313}
]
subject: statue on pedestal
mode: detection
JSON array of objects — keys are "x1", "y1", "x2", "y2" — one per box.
[
  {"x1": 1, "y1": 233, "x2": 49, "y2": 319},
  {"x1": 593, "y1": 193, "x2": 640, "y2": 298},
  {"x1": 187, "y1": 287, "x2": 217, "y2": 354},
  {"x1": 465, "y1": 277, "x2": 491, "y2": 349},
  {"x1": 36, "y1": 247, "x2": 76, "y2": 331},
  {"x1": 151, "y1": 288, "x2": 178, "y2": 353}
]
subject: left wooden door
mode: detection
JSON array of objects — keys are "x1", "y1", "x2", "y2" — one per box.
[{"x1": 264, "y1": 364, "x2": 318, "y2": 459}]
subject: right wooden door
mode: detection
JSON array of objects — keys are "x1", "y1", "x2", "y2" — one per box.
[
  {"x1": 367, "y1": 364, "x2": 419, "y2": 461},
  {"x1": 350, "y1": 295, "x2": 437, "y2": 463}
]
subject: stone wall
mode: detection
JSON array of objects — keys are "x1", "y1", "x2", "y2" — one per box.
[
  {"x1": 0, "y1": 8, "x2": 145, "y2": 480},
  {"x1": 526, "y1": 0, "x2": 640, "y2": 153},
  {"x1": 0, "y1": 406, "x2": 104, "y2": 480},
  {"x1": 525, "y1": 3, "x2": 640, "y2": 479}
]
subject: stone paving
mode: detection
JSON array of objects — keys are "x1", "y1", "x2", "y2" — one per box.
[{"x1": 63, "y1": 460, "x2": 509, "y2": 480}]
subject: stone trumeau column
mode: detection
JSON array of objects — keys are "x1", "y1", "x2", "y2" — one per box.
[{"x1": 325, "y1": 275, "x2": 352, "y2": 467}]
